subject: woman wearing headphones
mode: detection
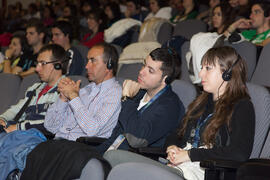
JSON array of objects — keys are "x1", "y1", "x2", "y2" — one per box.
[{"x1": 103, "y1": 46, "x2": 255, "y2": 180}]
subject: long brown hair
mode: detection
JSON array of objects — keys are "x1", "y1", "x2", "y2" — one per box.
[{"x1": 178, "y1": 46, "x2": 250, "y2": 146}]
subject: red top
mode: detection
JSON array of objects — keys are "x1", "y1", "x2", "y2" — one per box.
[
  {"x1": 37, "y1": 85, "x2": 52, "y2": 103},
  {"x1": 81, "y1": 32, "x2": 104, "y2": 48}
]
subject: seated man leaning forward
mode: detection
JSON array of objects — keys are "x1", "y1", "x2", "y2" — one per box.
[
  {"x1": 96, "y1": 47, "x2": 185, "y2": 153},
  {"x1": 44, "y1": 42, "x2": 122, "y2": 141},
  {"x1": 0, "y1": 44, "x2": 67, "y2": 135}
]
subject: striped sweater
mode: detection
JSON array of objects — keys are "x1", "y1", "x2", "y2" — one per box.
[{"x1": 0, "y1": 79, "x2": 62, "y2": 132}]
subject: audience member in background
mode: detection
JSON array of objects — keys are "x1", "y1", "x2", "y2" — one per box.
[
  {"x1": 41, "y1": 5, "x2": 55, "y2": 27},
  {"x1": 0, "y1": 44, "x2": 67, "y2": 179},
  {"x1": 229, "y1": 0, "x2": 253, "y2": 18},
  {"x1": 144, "y1": 0, "x2": 172, "y2": 21},
  {"x1": 210, "y1": 3, "x2": 236, "y2": 34},
  {"x1": 124, "y1": 0, "x2": 148, "y2": 22},
  {"x1": 81, "y1": 9, "x2": 107, "y2": 49},
  {"x1": 104, "y1": 46, "x2": 255, "y2": 180},
  {"x1": 51, "y1": 20, "x2": 85, "y2": 75},
  {"x1": 196, "y1": 0, "x2": 220, "y2": 25},
  {"x1": 224, "y1": 1, "x2": 270, "y2": 46},
  {"x1": 23, "y1": 3, "x2": 41, "y2": 20},
  {"x1": 14, "y1": 20, "x2": 45, "y2": 78},
  {"x1": 79, "y1": 0, "x2": 100, "y2": 28},
  {"x1": 44, "y1": 42, "x2": 122, "y2": 141},
  {"x1": 105, "y1": 2, "x2": 122, "y2": 27},
  {"x1": 170, "y1": 0, "x2": 198, "y2": 24},
  {"x1": 1, "y1": 34, "x2": 29, "y2": 74}
]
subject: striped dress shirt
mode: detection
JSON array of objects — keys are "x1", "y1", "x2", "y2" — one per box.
[{"x1": 44, "y1": 77, "x2": 122, "y2": 141}]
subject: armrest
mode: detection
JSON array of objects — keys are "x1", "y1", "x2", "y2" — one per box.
[
  {"x1": 200, "y1": 159, "x2": 242, "y2": 180},
  {"x1": 138, "y1": 147, "x2": 167, "y2": 157},
  {"x1": 200, "y1": 159, "x2": 242, "y2": 170},
  {"x1": 76, "y1": 136, "x2": 108, "y2": 146},
  {"x1": 128, "y1": 147, "x2": 167, "y2": 161}
]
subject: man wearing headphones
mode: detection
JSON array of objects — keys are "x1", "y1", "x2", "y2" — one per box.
[
  {"x1": 44, "y1": 42, "x2": 122, "y2": 141},
  {"x1": 96, "y1": 47, "x2": 185, "y2": 154},
  {"x1": 0, "y1": 44, "x2": 66, "y2": 135},
  {"x1": 225, "y1": 1, "x2": 270, "y2": 46}
]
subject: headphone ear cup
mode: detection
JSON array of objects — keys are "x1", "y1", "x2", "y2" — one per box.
[
  {"x1": 165, "y1": 76, "x2": 172, "y2": 84},
  {"x1": 107, "y1": 58, "x2": 113, "y2": 70},
  {"x1": 54, "y1": 63, "x2": 62, "y2": 70},
  {"x1": 222, "y1": 70, "x2": 232, "y2": 81}
]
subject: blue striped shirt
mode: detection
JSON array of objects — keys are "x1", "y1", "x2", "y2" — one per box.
[{"x1": 44, "y1": 77, "x2": 122, "y2": 141}]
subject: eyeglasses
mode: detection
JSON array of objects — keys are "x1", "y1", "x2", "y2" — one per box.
[{"x1": 35, "y1": 61, "x2": 55, "y2": 67}]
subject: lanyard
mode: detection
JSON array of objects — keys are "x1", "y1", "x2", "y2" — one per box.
[
  {"x1": 192, "y1": 113, "x2": 213, "y2": 148},
  {"x1": 139, "y1": 85, "x2": 170, "y2": 115}
]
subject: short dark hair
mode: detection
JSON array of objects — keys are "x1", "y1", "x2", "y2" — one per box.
[
  {"x1": 26, "y1": 18, "x2": 46, "y2": 35},
  {"x1": 93, "y1": 42, "x2": 119, "y2": 76},
  {"x1": 52, "y1": 20, "x2": 73, "y2": 41},
  {"x1": 39, "y1": 44, "x2": 69, "y2": 74},
  {"x1": 155, "y1": 0, "x2": 168, "y2": 8},
  {"x1": 149, "y1": 47, "x2": 181, "y2": 84},
  {"x1": 254, "y1": 1, "x2": 270, "y2": 17}
]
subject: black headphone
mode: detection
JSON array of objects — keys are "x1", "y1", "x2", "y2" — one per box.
[
  {"x1": 106, "y1": 57, "x2": 113, "y2": 70},
  {"x1": 222, "y1": 55, "x2": 240, "y2": 81},
  {"x1": 164, "y1": 48, "x2": 176, "y2": 85}
]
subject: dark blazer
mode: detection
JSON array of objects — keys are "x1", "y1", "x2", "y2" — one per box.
[{"x1": 96, "y1": 85, "x2": 185, "y2": 153}]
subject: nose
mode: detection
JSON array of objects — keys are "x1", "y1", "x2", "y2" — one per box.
[
  {"x1": 139, "y1": 66, "x2": 146, "y2": 76},
  {"x1": 85, "y1": 61, "x2": 92, "y2": 70},
  {"x1": 52, "y1": 35, "x2": 56, "y2": 42},
  {"x1": 199, "y1": 68, "x2": 204, "y2": 79},
  {"x1": 36, "y1": 64, "x2": 41, "y2": 72}
]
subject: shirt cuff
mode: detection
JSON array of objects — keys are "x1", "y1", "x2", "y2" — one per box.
[{"x1": 69, "y1": 96, "x2": 82, "y2": 112}]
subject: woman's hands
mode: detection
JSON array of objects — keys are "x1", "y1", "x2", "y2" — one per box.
[{"x1": 166, "y1": 145, "x2": 191, "y2": 166}]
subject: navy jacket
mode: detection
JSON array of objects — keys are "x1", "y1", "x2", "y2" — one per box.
[{"x1": 96, "y1": 86, "x2": 185, "y2": 153}]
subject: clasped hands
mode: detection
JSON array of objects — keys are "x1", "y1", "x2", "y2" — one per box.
[
  {"x1": 166, "y1": 145, "x2": 190, "y2": 166},
  {"x1": 58, "y1": 77, "x2": 81, "y2": 101}
]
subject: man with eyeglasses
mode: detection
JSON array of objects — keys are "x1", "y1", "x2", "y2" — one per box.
[
  {"x1": 44, "y1": 42, "x2": 122, "y2": 141},
  {"x1": 0, "y1": 44, "x2": 67, "y2": 179},
  {"x1": 0, "y1": 44, "x2": 67, "y2": 135}
]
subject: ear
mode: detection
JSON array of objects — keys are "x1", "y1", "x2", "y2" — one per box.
[
  {"x1": 98, "y1": 19, "x2": 103, "y2": 24},
  {"x1": 39, "y1": 32, "x2": 45, "y2": 40},
  {"x1": 162, "y1": 75, "x2": 167, "y2": 85}
]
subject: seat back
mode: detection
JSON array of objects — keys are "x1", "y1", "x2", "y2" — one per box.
[
  {"x1": 173, "y1": 20, "x2": 207, "y2": 40},
  {"x1": 16, "y1": 73, "x2": 40, "y2": 103},
  {"x1": 73, "y1": 44, "x2": 89, "y2": 76},
  {"x1": 80, "y1": 158, "x2": 106, "y2": 180},
  {"x1": 247, "y1": 83, "x2": 270, "y2": 158},
  {"x1": 157, "y1": 22, "x2": 173, "y2": 44},
  {"x1": 260, "y1": 131, "x2": 270, "y2": 158},
  {"x1": 224, "y1": 41, "x2": 257, "y2": 81},
  {"x1": 251, "y1": 43, "x2": 270, "y2": 87},
  {"x1": 171, "y1": 80, "x2": 197, "y2": 110},
  {"x1": 117, "y1": 63, "x2": 143, "y2": 81},
  {"x1": 180, "y1": 41, "x2": 192, "y2": 82},
  {"x1": 68, "y1": 75, "x2": 89, "y2": 88},
  {"x1": 107, "y1": 162, "x2": 182, "y2": 180},
  {"x1": 0, "y1": 73, "x2": 21, "y2": 114}
]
